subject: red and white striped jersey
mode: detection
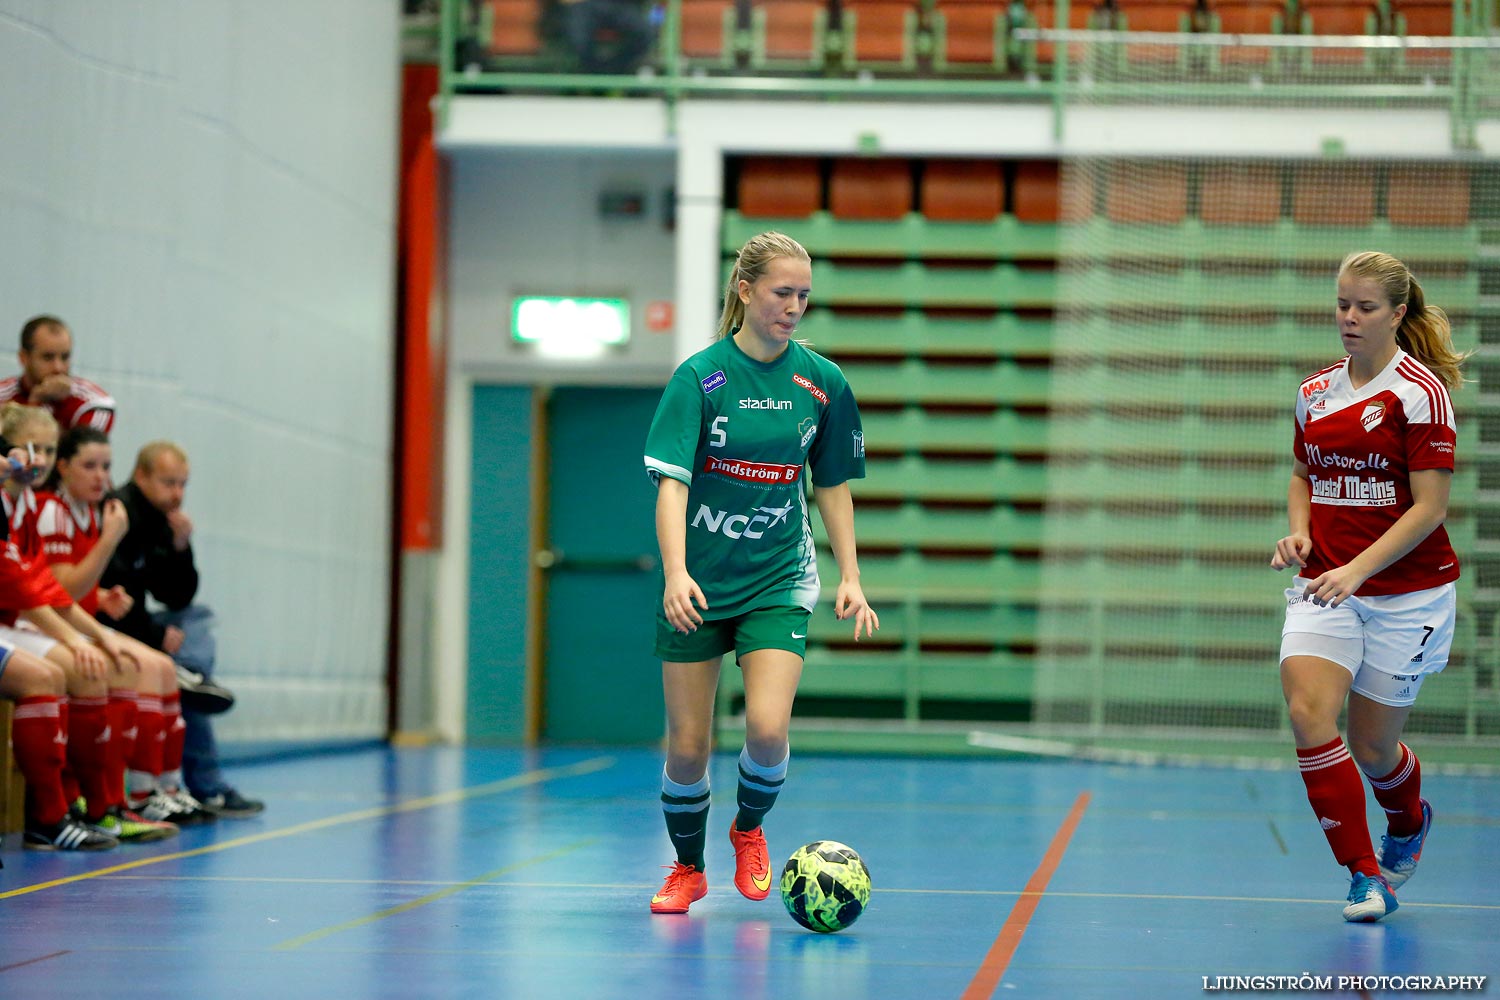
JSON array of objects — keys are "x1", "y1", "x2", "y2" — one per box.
[
  {"x1": 0, "y1": 375, "x2": 115, "y2": 432},
  {"x1": 35, "y1": 489, "x2": 103, "y2": 614},
  {"x1": 1292, "y1": 349, "x2": 1458, "y2": 596},
  {"x1": 2, "y1": 486, "x2": 43, "y2": 559}
]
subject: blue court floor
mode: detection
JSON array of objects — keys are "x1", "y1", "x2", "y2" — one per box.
[{"x1": 1, "y1": 746, "x2": 1497, "y2": 999}]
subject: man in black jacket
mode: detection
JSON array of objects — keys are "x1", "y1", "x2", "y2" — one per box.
[{"x1": 99, "y1": 441, "x2": 263, "y2": 817}]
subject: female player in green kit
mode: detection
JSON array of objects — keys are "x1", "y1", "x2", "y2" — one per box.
[{"x1": 642, "y1": 231, "x2": 880, "y2": 914}]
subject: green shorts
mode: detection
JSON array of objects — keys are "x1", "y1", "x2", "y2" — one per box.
[{"x1": 654, "y1": 605, "x2": 811, "y2": 663}]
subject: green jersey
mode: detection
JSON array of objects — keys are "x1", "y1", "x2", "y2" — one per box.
[{"x1": 644, "y1": 336, "x2": 866, "y2": 618}]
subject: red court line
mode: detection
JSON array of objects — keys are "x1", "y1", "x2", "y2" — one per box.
[
  {"x1": 0, "y1": 950, "x2": 70, "y2": 973},
  {"x1": 960, "y1": 791, "x2": 1092, "y2": 1000}
]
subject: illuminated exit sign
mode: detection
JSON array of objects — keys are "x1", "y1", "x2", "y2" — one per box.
[{"x1": 512, "y1": 296, "x2": 630, "y2": 356}]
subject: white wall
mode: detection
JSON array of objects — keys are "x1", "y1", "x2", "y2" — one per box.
[
  {"x1": 447, "y1": 148, "x2": 680, "y2": 384},
  {"x1": 0, "y1": 1, "x2": 400, "y2": 741}
]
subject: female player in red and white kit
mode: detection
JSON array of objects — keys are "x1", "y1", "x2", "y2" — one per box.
[
  {"x1": 1272, "y1": 251, "x2": 1468, "y2": 922},
  {"x1": 34, "y1": 425, "x2": 209, "y2": 827}
]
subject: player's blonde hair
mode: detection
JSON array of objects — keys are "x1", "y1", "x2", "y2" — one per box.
[
  {"x1": 134, "y1": 440, "x2": 189, "y2": 477},
  {"x1": 0, "y1": 400, "x2": 59, "y2": 441},
  {"x1": 1340, "y1": 251, "x2": 1470, "y2": 392},
  {"x1": 715, "y1": 231, "x2": 812, "y2": 341}
]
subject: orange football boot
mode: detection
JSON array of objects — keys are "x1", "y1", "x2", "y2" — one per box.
[
  {"x1": 729, "y1": 820, "x2": 772, "y2": 901},
  {"x1": 650, "y1": 862, "x2": 708, "y2": 913}
]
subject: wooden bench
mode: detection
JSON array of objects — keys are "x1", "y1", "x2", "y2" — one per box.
[{"x1": 1, "y1": 701, "x2": 26, "y2": 836}]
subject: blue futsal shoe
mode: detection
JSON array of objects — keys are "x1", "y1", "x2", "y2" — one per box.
[
  {"x1": 1343, "y1": 872, "x2": 1398, "y2": 922},
  {"x1": 1377, "y1": 798, "x2": 1432, "y2": 890}
]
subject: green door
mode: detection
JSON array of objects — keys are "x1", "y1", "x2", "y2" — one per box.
[{"x1": 542, "y1": 386, "x2": 665, "y2": 743}]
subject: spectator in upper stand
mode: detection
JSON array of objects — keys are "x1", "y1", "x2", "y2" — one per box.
[
  {"x1": 97, "y1": 441, "x2": 263, "y2": 818},
  {"x1": 0, "y1": 316, "x2": 115, "y2": 433},
  {"x1": 546, "y1": 0, "x2": 656, "y2": 74}
]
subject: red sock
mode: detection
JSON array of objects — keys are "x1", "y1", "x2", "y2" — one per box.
[
  {"x1": 10, "y1": 696, "x2": 69, "y2": 826},
  {"x1": 107, "y1": 690, "x2": 141, "y2": 809},
  {"x1": 1366, "y1": 742, "x2": 1424, "y2": 838},
  {"x1": 59, "y1": 698, "x2": 80, "y2": 805},
  {"x1": 161, "y1": 693, "x2": 185, "y2": 774},
  {"x1": 69, "y1": 697, "x2": 113, "y2": 822},
  {"x1": 129, "y1": 695, "x2": 164, "y2": 778},
  {"x1": 1297, "y1": 738, "x2": 1378, "y2": 877}
]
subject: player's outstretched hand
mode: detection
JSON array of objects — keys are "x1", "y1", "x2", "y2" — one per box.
[
  {"x1": 1300, "y1": 565, "x2": 1367, "y2": 609},
  {"x1": 834, "y1": 581, "x2": 879, "y2": 641},
  {"x1": 663, "y1": 570, "x2": 707, "y2": 634},
  {"x1": 1271, "y1": 533, "x2": 1311, "y2": 572}
]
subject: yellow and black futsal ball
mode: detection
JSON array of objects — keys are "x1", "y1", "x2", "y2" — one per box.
[{"x1": 779, "y1": 840, "x2": 871, "y2": 933}]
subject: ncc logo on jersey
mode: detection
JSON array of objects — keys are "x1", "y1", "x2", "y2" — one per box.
[{"x1": 691, "y1": 502, "x2": 794, "y2": 540}]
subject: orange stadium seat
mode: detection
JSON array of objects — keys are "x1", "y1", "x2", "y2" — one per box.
[
  {"x1": 1208, "y1": 0, "x2": 1285, "y2": 66},
  {"x1": 1013, "y1": 159, "x2": 1095, "y2": 223},
  {"x1": 933, "y1": 0, "x2": 1009, "y2": 67},
  {"x1": 1298, "y1": 0, "x2": 1383, "y2": 66},
  {"x1": 680, "y1": 0, "x2": 742, "y2": 61},
  {"x1": 830, "y1": 158, "x2": 914, "y2": 219},
  {"x1": 488, "y1": 0, "x2": 544, "y2": 56},
  {"x1": 1026, "y1": 0, "x2": 1098, "y2": 66},
  {"x1": 1387, "y1": 164, "x2": 1469, "y2": 227},
  {"x1": 1104, "y1": 161, "x2": 1189, "y2": 224},
  {"x1": 922, "y1": 160, "x2": 1004, "y2": 222},
  {"x1": 1291, "y1": 163, "x2": 1375, "y2": 226},
  {"x1": 750, "y1": 0, "x2": 830, "y2": 65},
  {"x1": 842, "y1": 0, "x2": 923, "y2": 66},
  {"x1": 739, "y1": 157, "x2": 823, "y2": 217},
  {"x1": 1392, "y1": 0, "x2": 1453, "y2": 67},
  {"x1": 1111, "y1": 0, "x2": 1198, "y2": 65},
  {"x1": 1199, "y1": 163, "x2": 1282, "y2": 225}
]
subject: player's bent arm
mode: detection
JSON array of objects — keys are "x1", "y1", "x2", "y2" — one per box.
[
  {"x1": 20, "y1": 605, "x2": 110, "y2": 680},
  {"x1": 655, "y1": 477, "x2": 691, "y2": 576},
  {"x1": 812, "y1": 481, "x2": 862, "y2": 583},
  {"x1": 814, "y1": 482, "x2": 879, "y2": 638},
  {"x1": 655, "y1": 476, "x2": 706, "y2": 629},
  {"x1": 48, "y1": 540, "x2": 119, "y2": 602},
  {"x1": 1286, "y1": 461, "x2": 1312, "y2": 537},
  {"x1": 1342, "y1": 467, "x2": 1452, "y2": 582},
  {"x1": 1272, "y1": 462, "x2": 1314, "y2": 571}
]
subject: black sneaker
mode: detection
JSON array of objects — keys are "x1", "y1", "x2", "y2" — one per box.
[
  {"x1": 199, "y1": 788, "x2": 265, "y2": 818},
  {"x1": 25, "y1": 816, "x2": 120, "y2": 851},
  {"x1": 174, "y1": 665, "x2": 235, "y2": 714}
]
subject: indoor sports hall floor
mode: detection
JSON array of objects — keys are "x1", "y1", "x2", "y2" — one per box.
[{"x1": 1, "y1": 745, "x2": 1496, "y2": 998}]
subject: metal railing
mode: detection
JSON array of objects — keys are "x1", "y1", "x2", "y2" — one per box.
[{"x1": 435, "y1": 0, "x2": 1500, "y2": 140}]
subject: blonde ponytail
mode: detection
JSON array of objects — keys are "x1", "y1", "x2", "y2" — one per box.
[
  {"x1": 715, "y1": 231, "x2": 812, "y2": 340},
  {"x1": 1340, "y1": 250, "x2": 1470, "y2": 392}
]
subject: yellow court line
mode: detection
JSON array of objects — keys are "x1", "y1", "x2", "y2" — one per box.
[
  {"x1": 0, "y1": 755, "x2": 615, "y2": 901},
  {"x1": 273, "y1": 838, "x2": 596, "y2": 951}
]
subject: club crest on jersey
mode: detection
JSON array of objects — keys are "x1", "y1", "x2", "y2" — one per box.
[
  {"x1": 1361, "y1": 401, "x2": 1386, "y2": 432},
  {"x1": 798, "y1": 417, "x2": 817, "y2": 449},
  {"x1": 793, "y1": 373, "x2": 828, "y2": 404},
  {"x1": 701, "y1": 370, "x2": 726, "y2": 394}
]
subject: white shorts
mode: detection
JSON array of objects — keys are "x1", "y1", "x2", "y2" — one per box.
[
  {"x1": 1280, "y1": 578, "x2": 1456, "y2": 708},
  {"x1": 0, "y1": 621, "x2": 59, "y2": 659}
]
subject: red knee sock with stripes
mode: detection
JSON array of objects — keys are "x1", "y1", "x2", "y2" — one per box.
[
  {"x1": 59, "y1": 697, "x2": 80, "y2": 805},
  {"x1": 1297, "y1": 737, "x2": 1379, "y2": 878},
  {"x1": 107, "y1": 689, "x2": 141, "y2": 810},
  {"x1": 161, "y1": 693, "x2": 185, "y2": 775},
  {"x1": 127, "y1": 694, "x2": 164, "y2": 800},
  {"x1": 1365, "y1": 742, "x2": 1424, "y2": 838},
  {"x1": 69, "y1": 696, "x2": 114, "y2": 823},
  {"x1": 10, "y1": 696, "x2": 69, "y2": 827}
]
